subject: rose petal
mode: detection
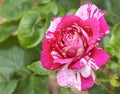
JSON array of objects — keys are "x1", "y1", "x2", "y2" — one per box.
[
  {"x1": 99, "y1": 16, "x2": 110, "y2": 39},
  {"x1": 51, "y1": 50, "x2": 73, "y2": 64},
  {"x1": 76, "y1": 3, "x2": 104, "y2": 21},
  {"x1": 68, "y1": 56, "x2": 89, "y2": 69},
  {"x1": 57, "y1": 65, "x2": 81, "y2": 90},
  {"x1": 54, "y1": 58, "x2": 73, "y2": 64},
  {"x1": 84, "y1": 18, "x2": 100, "y2": 53},
  {"x1": 51, "y1": 50, "x2": 62, "y2": 59},
  {"x1": 46, "y1": 17, "x2": 62, "y2": 39},
  {"x1": 42, "y1": 39, "x2": 51, "y2": 51},
  {"x1": 89, "y1": 46, "x2": 110, "y2": 70},
  {"x1": 80, "y1": 64, "x2": 92, "y2": 78},
  {"x1": 76, "y1": 3, "x2": 110, "y2": 40},
  {"x1": 81, "y1": 71, "x2": 95, "y2": 91},
  {"x1": 41, "y1": 51, "x2": 62, "y2": 70},
  {"x1": 57, "y1": 65, "x2": 95, "y2": 91},
  {"x1": 56, "y1": 14, "x2": 84, "y2": 30}
]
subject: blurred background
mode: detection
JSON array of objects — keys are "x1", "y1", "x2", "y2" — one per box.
[{"x1": 0, "y1": 0, "x2": 120, "y2": 94}]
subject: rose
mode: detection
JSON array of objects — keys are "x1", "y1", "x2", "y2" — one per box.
[{"x1": 41, "y1": 3, "x2": 110, "y2": 91}]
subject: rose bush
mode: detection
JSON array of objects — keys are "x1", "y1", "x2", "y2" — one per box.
[{"x1": 41, "y1": 3, "x2": 110, "y2": 91}]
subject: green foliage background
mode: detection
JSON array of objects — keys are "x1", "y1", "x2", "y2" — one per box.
[{"x1": 0, "y1": 0, "x2": 120, "y2": 94}]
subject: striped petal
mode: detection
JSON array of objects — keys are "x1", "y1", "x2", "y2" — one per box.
[
  {"x1": 46, "y1": 17, "x2": 62, "y2": 39},
  {"x1": 41, "y1": 51, "x2": 62, "y2": 70},
  {"x1": 57, "y1": 65, "x2": 81, "y2": 90},
  {"x1": 57, "y1": 64, "x2": 96, "y2": 91},
  {"x1": 89, "y1": 46, "x2": 110, "y2": 70},
  {"x1": 68, "y1": 56, "x2": 89, "y2": 69},
  {"x1": 84, "y1": 18, "x2": 100, "y2": 53},
  {"x1": 54, "y1": 58, "x2": 73, "y2": 64},
  {"x1": 56, "y1": 14, "x2": 84, "y2": 30},
  {"x1": 99, "y1": 16, "x2": 110, "y2": 39},
  {"x1": 76, "y1": 3, "x2": 110, "y2": 40},
  {"x1": 76, "y1": 3, "x2": 104, "y2": 21},
  {"x1": 42, "y1": 39, "x2": 51, "y2": 51},
  {"x1": 81, "y1": 71, "x2": 95, "y2": 91},
  {"x1": 80, "y1": 64, "x2": 92, "y2": 78}
]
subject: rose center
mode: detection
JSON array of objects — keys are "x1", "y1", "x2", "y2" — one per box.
[
  {"x1": 57, "y1": 24, "x2": 85, "y2": 58},
  {"x1": 66, "y1": 47, "x2": 77, "y2": 58}
]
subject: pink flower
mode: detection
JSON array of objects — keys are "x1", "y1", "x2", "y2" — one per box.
[{"x1": 41, "y1": 3, "x2": 110, "y2": 91}]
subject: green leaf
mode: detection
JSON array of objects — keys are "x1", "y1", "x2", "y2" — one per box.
[
  {"x1": 0, "y1": 0, "x2": 34, "y2": 20},
  {"x1": 60, "y1": 88, "x2": 71, "y2": 94},
  {"x1": 106, "y1": 0, "x2": 120, "y2": 25},
  {"x1": 0, "y1": 38, "x2": 26, "y2": 78},
  {"x1": 18, "y1": 10, "x2": 45, "y2": 48},
  {"x1": 89, "y1": 84, "x2": 108, "y2": 94},
  {"x1": 14, "y1": 76, "x2": 48, "y2": 94},
  {"x1": 0, "y1": 21, "x2": 18, "y2": 43},
  {"x1": 106, "y1": 60, "x2": 119, "y2": 71},
  {"x1": 0, "y1": 37, "x2": 39, "y2": 79},
  {"x1": 18, "y1": 9, "x2": 54, "y2": 48},
  {"x1": 67, "y1": 9, "x2": 77, "y2": 14},
  {"x1": 0, "y1": 80, "x2": 18, "y2": 94},
  {"x1": 27, "y1": 61, "x2": 52, "y2": 75},
  {"x1": 38, "y1": 0, "x2": 50, "y2": 4},
  {"x1": 105, "y1": 46, "x2": 116, "y2": 56},
  {"x1": 110, "y1": 74, "x2": 120, "y2": 87},
  {"x1": 56, "y1": 0, "x2": 79, "y2": 12},
  {"x1": 38, "y1": 2, "x2": 58, "y2": 15},
  {"x1": 110, "y1": 22, "x2": 120, "y2": 57}
]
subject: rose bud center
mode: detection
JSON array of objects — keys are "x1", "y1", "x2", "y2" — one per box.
[
  {"x1": 66, "y1": 47, "x2": 77, "y2": 58},
  {"x1": 59, "y1": 24, "x2": 85, "y2": 59}
]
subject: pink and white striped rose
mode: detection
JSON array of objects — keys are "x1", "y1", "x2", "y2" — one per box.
[{"x1": 41, "y1": 3, "x2": 110, "y2": 91}]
